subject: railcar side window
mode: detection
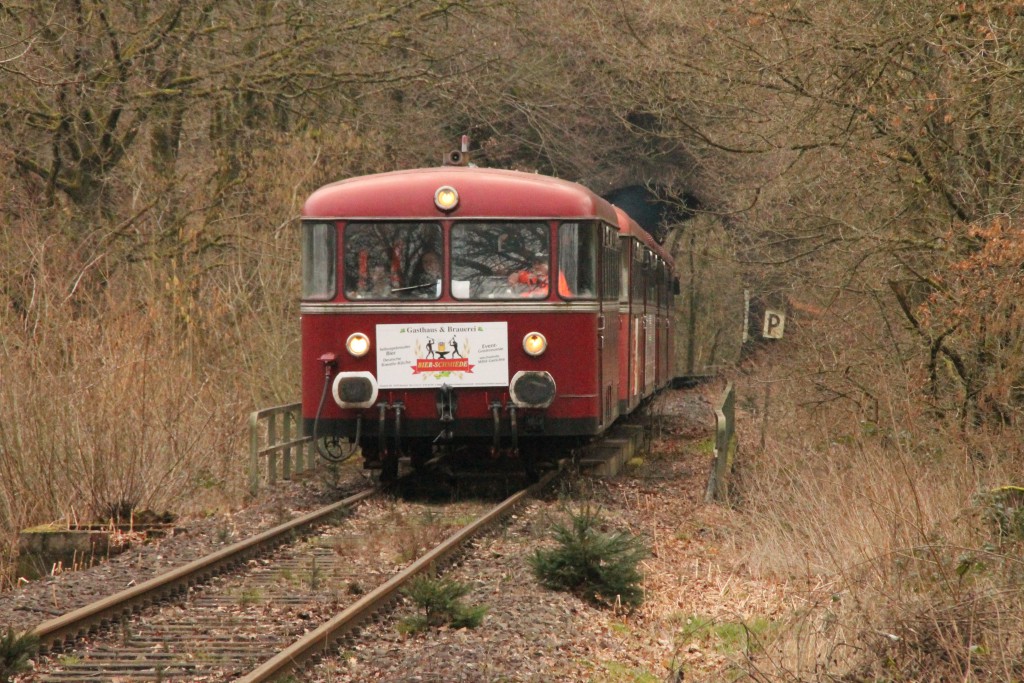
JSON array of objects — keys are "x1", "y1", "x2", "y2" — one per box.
[
  {"x1": 647, "y1": 253, "x2": 658, "y2": 303},
  {"x1": 631, "y1": 242, "x2": 645, "y2": 303},
  {"x1": 302, "y1": 221, "x2": 336, "y2": 300},
  {"x1": 343, "y1": 222, "x2": 443, "y2": 300},
  {"x1": 451, "y1": 222, "x2": 550, "y2": 299},
  {"x1": 657, "y1": 261, "x2": 668, "y2": 308},
  {"x1": 602, "y1": 223, "x2": 620, "y2": 302},
  {"x1": 557, "y1": 222, "x2": 597, "y2": 299},
  {"x1": 619, "y1": 240, "x2": 630, "y2": 304}
]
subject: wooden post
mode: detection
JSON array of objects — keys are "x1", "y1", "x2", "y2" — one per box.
[
  {"x1": 248, "y1": 411, "x2": 261, "y2": 496},
  {"x1": 295, "y1": 407, "x2": 307, "y2": 473},
  {"x1": 283, "y1": 410, "x2": 294, "y2": 481},
  {"x1": 267, "y1": 413, "x2": 278, "y2": 485}
]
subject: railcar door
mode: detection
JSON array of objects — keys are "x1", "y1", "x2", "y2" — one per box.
[
  {"x1": 598, "y1": 223, "x2": 620, "y2": 427},
  {"x1": 559, "y1": 221, "x2": 617, "y2": 429},
  {"x1": 656, "y1": 259, "x2": 668, "y2": 388},
  {"x1": 617, "y1": 240, "x2": 632, "y2": 414},
  {"x1": 644, "y1": 252, "x2": 657, "y2": 394},
  {"x1": 632, "y1": 243, "x2": 646, "y2": 402}
]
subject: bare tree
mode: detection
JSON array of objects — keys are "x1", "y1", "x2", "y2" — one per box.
[
  {"x1": 0, "y1": 0, "x2": 469, "y2": 209},
  {"x1": 660, "y1": 0, "x2": 1024, "y2": 422}
]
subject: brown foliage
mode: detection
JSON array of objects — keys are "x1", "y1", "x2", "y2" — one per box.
[
  {"x1": 0, "y1": 3, "x2": 1023, "y2": 678},
  {"x1": 913, "y1": 218, "x2": 1024, "y2": 423}
]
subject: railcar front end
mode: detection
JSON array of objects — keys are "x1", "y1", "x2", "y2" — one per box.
[{"x1": 300, "y1": 167, "x2": 622, "y2": 479}]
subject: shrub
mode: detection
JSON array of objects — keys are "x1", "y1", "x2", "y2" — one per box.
[
  {"x1": 979, "y1": 485, "x2": 1024, "y2": 545},
  {"x1": 529, "y1": 506, "x2": 648, "y2": 609},
  {"x1": 0, "y1": 628, "x2": 38, "y2": 682},
  {"x1": 399, "y1": 574, "x2": 488, "y2": 634}
]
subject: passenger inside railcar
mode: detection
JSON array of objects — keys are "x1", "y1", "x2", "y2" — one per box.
[
  {"x1": 343, "y1": 222, "x2": 443, "y2": 299},
  {"x1": 507, "y1": 258, "x2": 550, "y2": 297},
  {"x1": 406, "y1": 250, "x2": 442, "y2": 297},
  {"x1": 366, "y1": 264, "x2": 391, "y2": 297}
]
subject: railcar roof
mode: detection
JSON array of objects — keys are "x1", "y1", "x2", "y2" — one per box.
[
  {"x1": 613, "y1": 206, "x2": 674, "y2": 269},
  {"x1": 303, "y1": 166, "x2": 620, "y2": 224}
]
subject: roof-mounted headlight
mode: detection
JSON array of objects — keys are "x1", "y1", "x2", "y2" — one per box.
[
  {"x1": 434, "y1": 185, "x2": 459, "y2": 212},
  {"x1": 345, "y1": 332, "x2": 371, "y2": 357}
]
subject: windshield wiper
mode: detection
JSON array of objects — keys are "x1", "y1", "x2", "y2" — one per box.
[{"x1": 390, "y1": 281, "x2": 438, "y2": 293}]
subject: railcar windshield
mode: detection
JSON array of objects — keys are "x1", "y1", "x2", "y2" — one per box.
[
  {"x1": 450, "y1": 222, "x2": 550, "y2": 299},
  {"x1": 343, "y1": 222, "x2": 443, "y2": 300},
  {"x1": 302, "y1": 221, "x2": 336, "y2": 300}
]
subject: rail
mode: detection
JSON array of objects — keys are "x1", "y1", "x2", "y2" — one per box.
[
  {"x1": 26, "y1": 469, "x2": 559, "y2": 680},
  {"x1": 704, "y1": 382, "x2": 737, "y2": 503},
  {"x1": 248, "y1": 402, "x2": 313, "y2": 494},
  {"x1": 29, "y1": 488, "x2": 376, "y2": 652},
  {"x1": 239, "y1": 467, "x2": 560, "y2": 682}
]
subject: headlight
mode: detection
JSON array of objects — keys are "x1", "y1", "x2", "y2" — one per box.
[
  {"x1": 510, "y1": 370, "x2": 556, "y2": 408},
  {"x1": 332, "y1": 371, "x2": 378, "y2": 408},
  {"x1": 522, "y1": 331, "x2": 547, "y2": 357},
  {"x1": 434, "y1": 185, "x2": 459, "y2": 211},
  {"x1": 345, "y1": 332, "x2": 371, "y2": 357}
]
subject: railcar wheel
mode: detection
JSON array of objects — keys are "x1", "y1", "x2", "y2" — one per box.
[
  {"x1": 521, "y1": 445, "x2": 541, "y2": 484},
  {"x1": 409, "y1": 440, "x2": 433, "y2": 471},
  {"x1": 360, "y1": 443, "x2": 380, "y2": 469},
  {"x1": 380, "y1": 452, "x2": 399, "y2": 482},
  {"x1": 361, "y1": 441, "x2": 399, "y2": 483}
]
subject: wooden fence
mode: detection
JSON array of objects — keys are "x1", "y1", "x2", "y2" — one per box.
[{"x1": 248, "y1": 403, "x2": 314, "y2": 494}]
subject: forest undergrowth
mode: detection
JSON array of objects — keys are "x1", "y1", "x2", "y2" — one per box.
[
  {"x1": 2, "y1": 5, "x2": 1023, "y2": 679},
  {"x1": 728, "y1": 311, "x2": 1024, "y2": 681}
]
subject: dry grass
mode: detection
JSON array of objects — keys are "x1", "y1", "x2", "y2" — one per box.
[
  {"x1": 0, "y1": 254, "x2": 260, "y2": 585},
  {"x1": 0, "y1": 128, "x2": 368, "y2": 586},
  {"x1": 728, "y1": 308, "x2": 1024, "y2": 681},
  {"x1": 0, "y1": 120, "x2": 443, "y2": 585}
]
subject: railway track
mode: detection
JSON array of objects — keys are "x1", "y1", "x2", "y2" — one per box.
[{"x1": 21, "y1": 470, "x2": 557, "y2": 681}]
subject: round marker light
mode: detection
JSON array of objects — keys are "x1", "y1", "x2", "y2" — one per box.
[
  {"x1": 522, "y1": 331, "x2": 548, "y2": 357},
  {"x1": 434, "y1": 185, "x2": 459, "y2": 212},
  {"x1": 345, "y1": 332, "x2": 371, "y2": 357}
]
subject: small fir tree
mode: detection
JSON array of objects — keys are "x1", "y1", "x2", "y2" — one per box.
[
  {"x1": 530, "y1": 506, "x2": 649, "y2": 609},
  {"x1": 399, "y1": 574, "x2": 488, "y2": 634},
  {"x1": 0, "y1": 628, "x2": 38, "y2": 682}
]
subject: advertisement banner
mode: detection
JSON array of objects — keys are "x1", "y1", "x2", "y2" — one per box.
[{"x1": 376, "y1": 322, "x2": 509, "y2": 389}]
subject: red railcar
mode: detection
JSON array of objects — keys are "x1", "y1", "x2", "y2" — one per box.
[
  {"x1": 300, "y1": 158, "x2": 675, "y2": 479},
  {"x1": 614, "y1": 207, "x2": 676, "y2": 415}
]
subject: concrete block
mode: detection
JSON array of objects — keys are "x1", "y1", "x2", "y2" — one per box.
[
  {"x1": 16, "y1": 525, "x2": 116, "y2": 580},
  {"x1": 16, "y1": 521, "x2": 177, "y2": 581},
  {"x1": 580, "y1": 443, "x2": 628, "y2": 477}
]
